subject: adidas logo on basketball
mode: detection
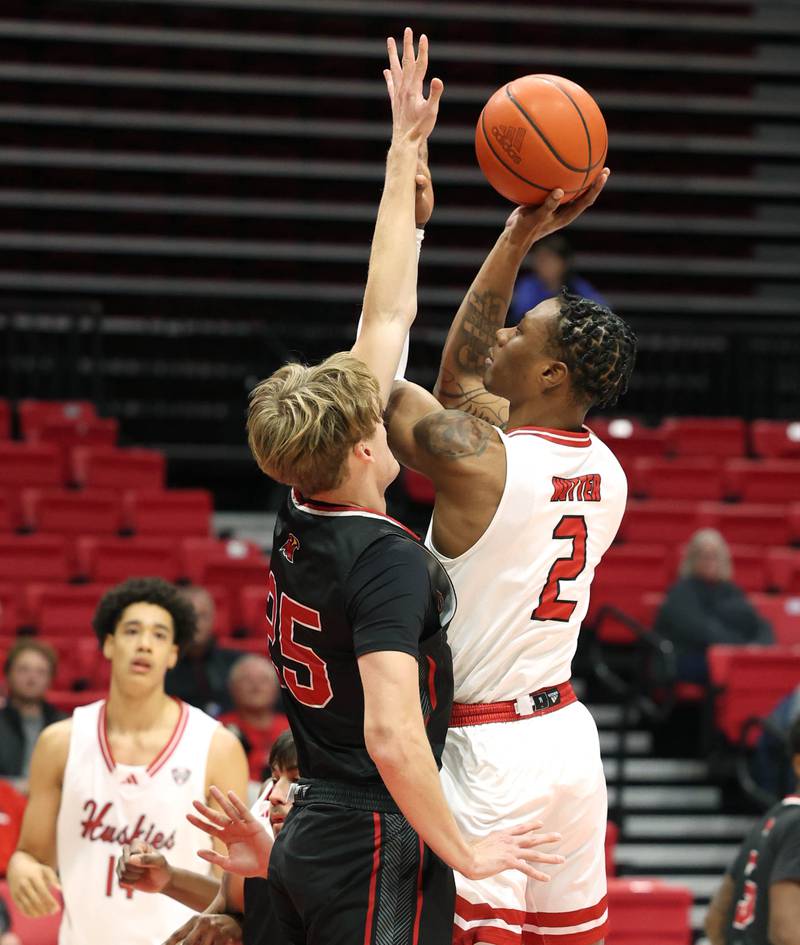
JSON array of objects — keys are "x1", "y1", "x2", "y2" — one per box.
[{"x1": 491, "y1": 125, "x2": 526, "y2": 164}]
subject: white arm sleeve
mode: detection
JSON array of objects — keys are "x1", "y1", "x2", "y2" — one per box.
[{"x1": 356, "y1": 228, "x2": 424, "y2": 381}]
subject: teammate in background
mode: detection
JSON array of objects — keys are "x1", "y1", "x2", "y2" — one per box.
[
  {"x1": 116, "y1": 730, "x2": 299, "y2": 945},
  {"x1": 384, "y1": 188, "x2": 636, "y2": 944},
  {"x1": 705, "y1": 716, "x2": 800, "y2": 945},
  {"x1": 6, "y1": 578, "x2": 249, "y2": 945},
  {"x1": 239, "y1": 29, "x2": 562, "y2": 945}
]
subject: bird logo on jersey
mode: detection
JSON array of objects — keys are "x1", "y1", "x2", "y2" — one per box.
[
  {"x1": 280, "y1": 534, "x2": 300, "y2": 563},
  {"x1": 171, "y1": 767, "x2": 191, "y2": 785}
]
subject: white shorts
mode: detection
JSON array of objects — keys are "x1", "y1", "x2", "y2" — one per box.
[{"x1": 441, "y1": 700, "x2": 608, "y2": 945}]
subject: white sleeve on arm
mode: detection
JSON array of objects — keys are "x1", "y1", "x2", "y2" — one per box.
[{"x1": 356, "y1": 228, "x2": 425, "y2": 381}]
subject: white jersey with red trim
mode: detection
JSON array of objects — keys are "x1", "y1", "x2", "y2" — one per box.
[
  {"x1": 55, "y1": 699, "x2": 219, "y2": 945},
  {"x1": 425, "y1": 424, "x2": 626, "y2": 702}
]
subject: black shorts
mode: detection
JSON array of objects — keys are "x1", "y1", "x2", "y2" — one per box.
[{"x1": 268, "y1": 783, "x2": 455, "y2": 945}]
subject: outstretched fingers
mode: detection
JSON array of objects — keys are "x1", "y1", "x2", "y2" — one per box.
[{"x1": 208, "y1": 785, "x2": 249, "y2": 822}]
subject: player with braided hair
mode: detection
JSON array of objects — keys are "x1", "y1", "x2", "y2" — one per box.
[{"x1": 382, "y1": 183, "x2": 634, "y2": 944}]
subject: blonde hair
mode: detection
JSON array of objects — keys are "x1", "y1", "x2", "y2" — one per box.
[
  {"x1": 679, "y1": 528, "x2": 732, "y2": 581},
  {"x1": 247, "y1": 352, "x2": 382, "y2": 496}
]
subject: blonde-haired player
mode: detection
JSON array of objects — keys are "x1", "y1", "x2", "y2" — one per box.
[{"x1": 7, "y1": 578, "x2": 249, "y2": 945}]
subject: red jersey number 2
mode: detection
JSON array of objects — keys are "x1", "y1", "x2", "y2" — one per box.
[{"x1": 531, "y1": 515, "x2": 588, "y2": 622}]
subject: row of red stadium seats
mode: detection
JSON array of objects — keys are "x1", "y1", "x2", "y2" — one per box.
[
  {"x1": 627, "y1": 457, "x2": 800, "y2": 502},
  {"x1": 0, "y1": 580, "x2": 268, "y2": 637},
  {"x1": 0, "y1": 534, "x2": 265, "y2": 587},
  {"x1": 0, "y1": 443, "x2": 165, "y2": 490},
  {"x1": 0, "y1": 488, "x2": 212, "y2": 536}
]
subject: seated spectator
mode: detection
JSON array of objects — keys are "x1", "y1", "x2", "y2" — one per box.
[
  {"x1": 754, "y1": 684, "x2": 800, "y2": 800},
  {"x1": 0, "y1": 641, "x2": 65, "y2": 792},
  {"x1": 220, "y1": 656, "x2": 290, "y2": 783},
  {"x1": 165, "y1": 585, "x2": 241, "y2": 717},
  {"x1": 654, "y1": 528, "x2": 773, "y2": 684},
  {"x1": 0, "y1": 779, "x2": 25, "y2": 877},
  {"x1": 507, "y1": 233, "x2": 607, "y2": 325}
]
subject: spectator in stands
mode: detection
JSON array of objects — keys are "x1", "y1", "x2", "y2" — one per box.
[
  {"x1": 654, "y1": 529, "x2": 773, "y2": 685},
  {"x1": 507, "y1": 233, "x2": 607, "y2": 325},
  {"x1": 0, "y1": 641, "x2": 65, "y2": 792},
  {"x1": 705, "y1": 716, "x2": 800, "y2": 945},
  {"x1": 0, "y1": 895, "x2": 22, "y2": 945},
  {"x1": 754, "y1": 684, "x2": 800, "y2": 800},
  {"x1": 165, "y1": 585, "x2": 242, "y2": 717},
  {"x1": 0, "y1": 779, "x2": 26, "y2": 877},
  {"x1": 220, "y1": 656, "x2": 290, "y2": 783}
]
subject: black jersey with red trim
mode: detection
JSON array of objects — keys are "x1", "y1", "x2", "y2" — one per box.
[
  {"x1": 724, "y1": 796, "x2": 800, "y2": 944},
  {"x1": 266, "y1": 489, "x2": 455, "y2": 785}
]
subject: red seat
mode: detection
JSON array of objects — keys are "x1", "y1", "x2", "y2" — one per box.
[
  {"x1": 0, "y1": 399, "x2": 10, "y2": 439},
  {"x1": 631, "y1": 458, "x2": 724, "y2": 501},
  {"x1": 181, "y1": 537, "x2": 265, "y2": 585},
  {"x1": 767, "y1": 548, "x2": 800, "y2": 593},
  {"x1": 588, "y1": 545, "x2": 672, "y2": 626},
  {"x1": 724, "y1": 459, "x2": 800, "y2": 504},
  {"x1": 217, "y1": 636, "x2": 265, "y2": 655},
  {"x1": 0, "y1": 583, "x2": 21, "y2": 633},
  {"x1": 199, "y1": 583, "x2": 233, "y2": 638},
  {"x1": 618, "y1": 500, "x2": 701, "y2": 546},
  {"x1": 607, "y1": 878, "x2": 692, "y2": 945},
  {"x1": 50, "y1": 636, "x2": 110, "y2": 691},
  {"x1": 18, "y1": 398, "x2": 96, "y2": 438},
  {"x1": 0, "y1": 535, "x2": 70, "y2": 582},
  {"x1": 75, "y1": 536, "x2": 180, "y2": 583},
  {"x1": 750, "y1": 594, "x2": 800, "y2": 646},
  {"x1": 751, "y1": 420, "x2": 800, "y2": 459},
  {"x1": 662, "y1": 417, "x2": 746, "y2": 459},
  {"x1": 594, "y1": 590, "x2": 664, "y2": 645},
  {"x1": 28, "y1": 417, "x2": 119, "y2": 479},
  {"x1": 124, "y1": 489, "x2": 212, "y2": 537},
  {"x1": 72, "y1": 447, "x2": 166, "y2": 491},
  {"x1": 707, "y1": 645, "x2": 800, "y2": 744},
  {"x1": 0, "y1": 490, "x2": 13, "y2": 532},
  {"x1": 728, "y1": 545, "x2": 770, "y2": 593},
  {"x1": 239, "y1": 584, "x2": 268, "y2": 637},
  {"x1": 203, "y1": 560, "x2": 268, "y2": 624},
  {"x1": 25, "y1": 583, "x2": 108, "y2": 636},
  {"x1": 46, "y1": 688, "x2": 106, "y2": 714},
  {"x1": 697, "y1": 502, "x2": 792, "y2": 547},
  {"x1": 403, "y1": 468, "x2": 435, "y2": 505},
  {"x1": 605, "y1": 821, "x2": 619, "y2": 878},
  {"x1": 592, "y1": 419, "x2": 668, "y2": 472},
  {"x1": 21, "y1": 489, "x2": 122, "y2": 536},
  {"x1": 0, "y1": 442, "x2": 62, "y2": 489},
  {"x1": 0, "y1": 878, "x2": 61, "y2": 945}
]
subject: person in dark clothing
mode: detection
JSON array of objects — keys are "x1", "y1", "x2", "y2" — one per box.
[
  {"x1": 508, "y1": 233, "x2": 608, "y2": 326},
  {"x1": 754, "y1": 686, "x2": 800, "y2": 800},
  {"x1": 705, "y1": 716, "x2": 800, "y2": 945},
  {"x1": 0, "y1": 640, "x2": 65, "y2": 792},
  {"x1": 165, "y1": 585, "x2": 241, "y2": 717},
  {"x1": 654, "y1": 529, "x2": 773, "y2": 684}
]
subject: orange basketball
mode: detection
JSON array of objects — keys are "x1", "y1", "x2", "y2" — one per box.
[{"x1": 475, "y1": 74, "x2": 608, "y2": 206}]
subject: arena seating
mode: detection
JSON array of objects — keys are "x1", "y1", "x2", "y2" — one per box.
[{"x1": 606, "y1": 879, "x2": 693, "y2": 945}]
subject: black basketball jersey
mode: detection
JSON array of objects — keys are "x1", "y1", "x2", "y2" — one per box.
[
  {"x1": 266, "y1": 488, "x2": 455, "y2": 784},
  {"x1": 725, "y1": 796, "x2": 800, "y2": 944}
]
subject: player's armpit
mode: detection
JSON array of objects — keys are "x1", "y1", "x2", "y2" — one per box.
[
  {"x1": 768, "y1": 881, "x2": 800, "y2": 945},
  {"x1": 704, "y1": 874, "x2": 734, "y2": 945}
]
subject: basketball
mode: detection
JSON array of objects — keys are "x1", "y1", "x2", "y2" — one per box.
[{"x1": 475, "y1": 74, "x2": 608, "y2": 206}]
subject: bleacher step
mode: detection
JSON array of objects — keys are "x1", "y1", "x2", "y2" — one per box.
[
  {"x1": 604, "y1": 758, "x2": 707, "y2": 783},
  {"x1": 599, "y1": 730, "x2": 653, "y2": 755},
  {"x1": 608, "y1": 785, "x2": 720, "y2": 810},
  {"x1": 624, "y1": 814, "x2": 753, "y2": 840},
  {"x1": 616, "y1": 843, "x2": 738, "y2": 870}
]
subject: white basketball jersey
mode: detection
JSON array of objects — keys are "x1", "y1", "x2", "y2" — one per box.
[
  {"x1": 56, "y1": 699, "x2": 219, "y2": 945},
  {"x1": 426, "y1": 425, "x2": 626, "y2": 703}
]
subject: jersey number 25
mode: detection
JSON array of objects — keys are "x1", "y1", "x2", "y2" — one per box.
[{"x1": 266, "y1": 570, "x2": 334, "y2": 708}]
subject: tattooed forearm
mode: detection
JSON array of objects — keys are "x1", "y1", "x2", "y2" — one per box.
[
  {"x1": 434, "y1": 370, "x2": 509, "y2": 428},
  {"x1": 454, "y1": 289, "x2": 508, "y2": 374},
  {"x1": 414, "y1": 411, "x2": 493, "y2": 460}
]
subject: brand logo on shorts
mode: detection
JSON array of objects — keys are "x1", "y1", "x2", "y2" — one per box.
[
  {"x1": 171, "y1": 767, "x2": 191, "y2": 785},
  {"x1": 491, "y1": 125, "x2": 526, "y2": 164},
  {"x1": 280, "y1": 534, "x2": 300, "y2": 563}
]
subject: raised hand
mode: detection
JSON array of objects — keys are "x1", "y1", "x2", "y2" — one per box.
[
  {"x1": 162, "y1": 911, "x2": 243, "y2": 945},
  {"x1": 462, "y1": 821, "x2": 564, "y2": 882},
  {"x1": 384, "y1": 27, "x2": 444, "y2": 146},
  {"x1": 117, "y1": 840, "x2": 172, "y2": 894},
  {"x1": 504, "y1": 169, "x2": 611, "y2": 251},
  {"x1": 186, "y1": 786, "x2": 272, "y2": 878}
]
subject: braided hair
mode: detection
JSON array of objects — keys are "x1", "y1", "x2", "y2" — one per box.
[{"x1": 549, "y1": 290, "x2": 637, "y2": 408}]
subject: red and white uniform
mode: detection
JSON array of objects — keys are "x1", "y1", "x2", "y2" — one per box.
[
  {"x1": 55, "y1": 699, "x2": 219, "y2": 945},
  {"x1": 426, "y1": 425, "x2": 626, "y2": 945}
]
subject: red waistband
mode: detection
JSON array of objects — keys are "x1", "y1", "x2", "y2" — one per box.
[{"x1": 449, "y1": 681, "x2": 576, "y2": 728}]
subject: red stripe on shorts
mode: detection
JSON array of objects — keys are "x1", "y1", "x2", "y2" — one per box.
[
  {"x1": 363, "y1": 813, "x2": 381, "y2": 945},
  {"x1": 453, "y1": 923, "x2": 609, "y2": 945},
  {"x1": 454, "y1": 895, "x2": 609, "y2": 944},
  {"x1": 411, "y1": 835, "x2": 424, "y2": 945}
]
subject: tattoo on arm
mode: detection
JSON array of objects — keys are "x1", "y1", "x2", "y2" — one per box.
[
  {"x1": 435, "y1": 369, "x2": 509, "y2": 428},
  {"x1": 454, "y1": 288, "x2": 508, "y2": 374},
  {"x1": 415, "y1": 412, "x2": 494, "y2": 461}
]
